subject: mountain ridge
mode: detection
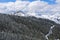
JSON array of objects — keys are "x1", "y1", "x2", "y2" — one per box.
[{"x1": 0, "y1": 13, "x2": 60, "y2": 40}]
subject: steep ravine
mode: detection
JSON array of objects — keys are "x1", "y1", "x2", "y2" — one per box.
[{"x1": 45, "y1": 25, "x2": 55, "y2": 40}]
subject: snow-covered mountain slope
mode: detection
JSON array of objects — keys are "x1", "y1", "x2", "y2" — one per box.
[
  {"x1": 2, "y1": 12, "x2": 60, "y2": 24},
  {"x1": 13, "y1": 10, "x2": 60, "y2": 24},
  {"x1": 36, "y1": 13, "x2": 60, "y2": 24}
]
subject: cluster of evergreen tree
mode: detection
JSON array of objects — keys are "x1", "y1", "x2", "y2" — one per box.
[{"x1": 0, "y1": 13, "x2": 60, "y2": 40}]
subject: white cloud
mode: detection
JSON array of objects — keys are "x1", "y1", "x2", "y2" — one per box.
[
  {"x1": 28, "y1": 1, "x2": 48, "y2": 12},
  {"x1": 0, "y1": 1, "x2": 30, "y2": 14},
  {"x1": 56, "y1": 0, "x2": 60, "y2": 3},
  {"x1": 16, "y1": 0, "x2": 40, "y2": 1}
]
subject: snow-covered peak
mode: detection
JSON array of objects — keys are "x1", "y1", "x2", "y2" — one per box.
[{"x1": 35, "y1": 13, "x2": 60, "y2": 24}]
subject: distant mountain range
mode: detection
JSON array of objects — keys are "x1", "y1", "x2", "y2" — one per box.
[
  {"x1": 13, "y1": 10, "x2": 60, "y2": 24},
  {"x1": 0, "y1": 13, "x2": 60, "y2": 40}
]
